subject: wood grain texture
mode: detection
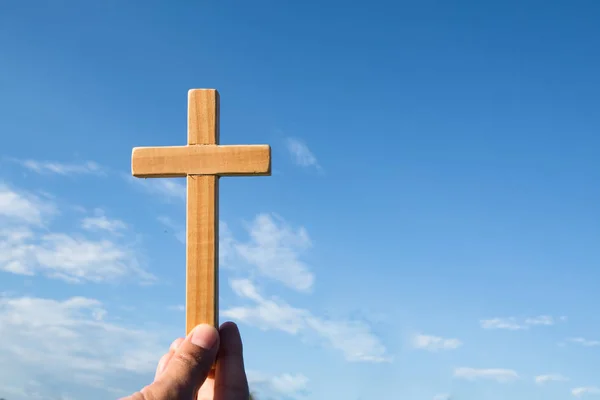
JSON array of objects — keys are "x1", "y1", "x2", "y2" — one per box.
[
  {"x1": 186, "y1": 89, "x2": 219, "y2": 334},
  {"x1": 131, "y1": 144, "x2": 271, "y2": 177},
  {"x1": 186, "y1": 174, "x2": 219, "y2": 332},
  {"x1": 188, "y1": 89, "x2": 219, "y2": 145}
]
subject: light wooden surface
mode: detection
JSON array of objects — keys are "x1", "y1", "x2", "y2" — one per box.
[
  {"x1": 131, "y1": 145, "x2": 271, "y2": 177},
  {"x1": 186, "y1": 174, "x2": 219, "y2": 331},
  {"x1": 131, "y1": 89, "x2": 271, "y2": 334}
]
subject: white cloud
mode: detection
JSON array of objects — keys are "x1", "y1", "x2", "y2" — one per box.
[
  {"x1": 305, "y1": 316, "x2": 389, "y2": 363},
  {"x1": 480, "y1": 318, "x2": 524, "y2": 330},
  {"x1": 16, "y1": 159, "x2": 104, "y2": 176},
  {"x1": 285, "y1": 138, "x2": 320, "y2": 170},
  {"x1": 572, "y1": 387, "x2": 600, "y2": 397},
  {"x1": 480, "y1": 315, "x2": 564, "y2": 330},
  {"x1": 454, "y1": 368, "x2": 519, "y2": 383},
  {"x1": 535, "y1": 374, "x2": 569, "y2": 384},
  {"x1": 127, "y1": 175, "x2": 186, "y2": 202},
  {"x1": 224, "y1": 279, "x2": 311, "y2": 335},
  {"x1": 525, "y1": 315, "x2": 555, "y2": 326},
  {"x1": 412, "y1": 334, "x2": 462, "y2": 351},
  {"x1": 37, "y1": 233, "x2": 151, "y2": 283},
  {"x1": 223, "y1": 279, "x2": 389, "y2": 363},
  {"x1": 0, "y1": 185, "x2": 154, "y2": 284},
  {"x1": 233, "y1": 214, "x2": 314, "y2": 292},
  {"x1": 433, "y1": 394, "x2": 451, "y2": 400},
  {"x1": 567, "y1": 337, "x2": 600, "y2": 347},
  {"x1": 0, "y1": 295, "x2": 169, "y2": 399},
  {"x1": 0, "y1": 183, "x2": 56, "y2": 225},
  {"x1": 1, "y1": 228, "x2": 153, "y2": 284},
  {"x1": 82, "y1": 210, "x2": 127, "y2": 234},
  {"x1": 247, "y1": 370, "x2": 308, "y2": 399}
]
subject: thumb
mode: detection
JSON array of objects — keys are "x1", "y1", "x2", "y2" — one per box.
[{"x1": 148, "y1": 324, "x2": 220, "y2": 399}]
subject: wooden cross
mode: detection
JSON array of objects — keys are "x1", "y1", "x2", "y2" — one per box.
[{"x1": 131, "y1": 89, "x2": 271, "y2": 333}]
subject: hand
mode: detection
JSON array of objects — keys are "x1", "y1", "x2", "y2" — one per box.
[{"x1": 123, "y1": 321, "x2": 250, "y2": 400}]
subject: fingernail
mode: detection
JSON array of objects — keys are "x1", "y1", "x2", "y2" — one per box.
[{"x1": 191, "y1": 324, "x2": 218, "y2": 349}]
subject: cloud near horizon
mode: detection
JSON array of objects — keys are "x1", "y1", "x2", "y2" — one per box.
[
  {"x1": 454, "y1": 367, "x2": 519, "y2": 383},
  {"x1": 247, "y1": 370, "x2": 309, "y2": 399},
  {"x1": 412, "y1": 334, "x2": 462, "y2": 351},
  {"x1": 535, "y1": 374, "x2": 569, "y2": 384},
  {"x1": 0, "y1": 294, "x2": 168, "y2": 399},
  {"x1": 567, "y1": 337, "x2": 600, "y2": 347},
  {"x1": 223, "y1": 278, "x2": 390, "y2": 363},
  {"x1": 480, "y1": 315, "x2": 566, "y2": 330},
  {"x1": 572, "y1": 387, "x2": 600, "y2": 397}
]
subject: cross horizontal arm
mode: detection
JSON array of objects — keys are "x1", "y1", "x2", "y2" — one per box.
[{"x1": 131, "y1": 144, "x2": 271, "y2": 177}]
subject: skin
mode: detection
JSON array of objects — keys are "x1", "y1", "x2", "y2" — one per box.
[{"x1": 122, "y1": 321, "x2": 250, "y2": 400}]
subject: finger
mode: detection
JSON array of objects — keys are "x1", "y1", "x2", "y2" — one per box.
[
  {"x1": 148, "y1": 324, "x2": 220, "y2": 399},
  {"x1": 170, "y1": 337, "x2": 185, "y2": 351},
  {"x1": 155, "y1": 353, "x2": 171, "y2": 380},
  {"x1": 214, "y1": 322, "x2": 249, "y2": 400},
  {"x1": 154, "y1": 338, "x2": 185, "y2": 380}
]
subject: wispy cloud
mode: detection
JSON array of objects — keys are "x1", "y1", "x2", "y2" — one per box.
[
  {"x1": 0, "y1": 183, "x2": 56, "y2": 225},
  {"x1": 126, "y1": 175, "x2": 186, "y2": 202},
  {"x1": 1, "y1": 229, "x2": 154, "y2": 283},
  {"x1": 433, "y1": 394, "x2": 451, "y2": 400},
  {"x1": 14, "y1": 159, "x2": 104, "y2": 176},
  {"x1": 0, "y1": 295, "x2": 169, "y2": 398},
  {"x1": 480, "y1": 315, "x2": 565, "y2": 330},
  {"x1": 247, "y1": 370, "x2": 309, "y2": 399},
  {"x1": 535, "y1": 374, "x2": 569, "y2": 384},
  {"x1": 232, "y1": 213, "x2": 314, "y2": 292},
  {"x1": 222, "y1": 279, "x2": 389, "y2": 363},
  {"x1": 567, "y1": 337, "x2": 600, "y2": 347},
  {"x1": 285, "y1": 138, "x2": 320, "y2": 170},
  {"x1": 82, "y1": 210, "x2": 127, "y2": 234},
  {"x1": 0, "y1": 184, "x2": 154, "y2": 284},
  {"x1": 525, "y1": 315, "x2": 556, "y2": 326},
  {"x1": 480, "y1": 318, "x2": 525, "y2": 330},
  {"x1": 454, "y1": 368, "x2": 519, "y2": 383},
  {"x1": 572, "y1": 387, "x2": 600, "y2": 397},
  {"x1": 412, "y1": 334, "x2": 462, "y2": 351}
]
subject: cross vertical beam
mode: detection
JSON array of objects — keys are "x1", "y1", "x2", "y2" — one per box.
[{"x1": 187, "y1": 89, "x2": 220, "y2": 332}]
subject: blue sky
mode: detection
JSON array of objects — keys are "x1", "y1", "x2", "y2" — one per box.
[{"x1": 1, "y1": 1, "x2": 600, "y2": 399}]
